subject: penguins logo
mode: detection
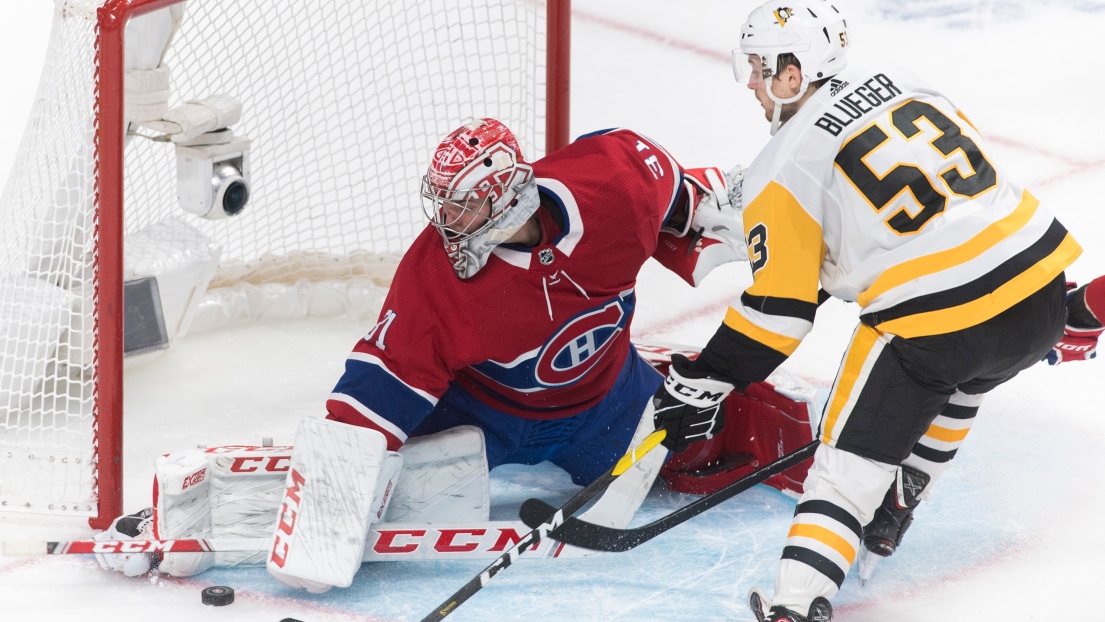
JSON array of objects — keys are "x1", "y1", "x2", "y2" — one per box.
[{"x1": 774, "y1": 7, "x2": 794, "y2": 27}]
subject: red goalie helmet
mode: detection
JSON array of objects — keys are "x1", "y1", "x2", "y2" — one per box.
[{"x1": 421, "y1": 118, "x2": 539, "y2": 279}]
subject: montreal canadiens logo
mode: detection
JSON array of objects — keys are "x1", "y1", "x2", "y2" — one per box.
[{"x1": 534, "y1": 300, "x2": 627, "y2": 387}]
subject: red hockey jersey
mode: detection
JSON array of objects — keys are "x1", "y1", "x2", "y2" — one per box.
[{"x1": 326, "y1": 129, "x2": 685, "y2": 450}]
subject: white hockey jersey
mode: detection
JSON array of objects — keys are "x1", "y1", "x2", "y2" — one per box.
[{"x1": 710, "y1": 63, "x2": 1080, "y2": 383}]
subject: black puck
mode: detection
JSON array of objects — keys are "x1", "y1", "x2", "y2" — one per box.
[{"x1": 201, "y1": 585, "x2": 235, "y2": 606}]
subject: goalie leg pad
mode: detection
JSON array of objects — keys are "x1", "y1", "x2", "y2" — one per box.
[
  {"x1": 383, "y1": 425, "x2": 490, "y2": 524},
  {"x1": 267, "y1": 418, "x2": 400, "y2": 593},
  {"x1": 154, "y1": 444, "x2": 292, "y2": 577}
]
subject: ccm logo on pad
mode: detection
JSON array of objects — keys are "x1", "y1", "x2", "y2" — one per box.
[
  {"x1": 269, "y1": 468, "x2": 306, "y2": 568},
  {"x1": 229, "y1": 455, "x2": 291, "y2": 473}
]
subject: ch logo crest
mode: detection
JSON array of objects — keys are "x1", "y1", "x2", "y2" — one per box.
[{"x1": 468, "y1": 293, "x2": 636, "y2": 392}]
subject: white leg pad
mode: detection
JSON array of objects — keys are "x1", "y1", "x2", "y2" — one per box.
[
  {"x1": 267, "y1": 418, "x2": 400, "y2": 592},
  {"x1": 383, "y1": 425, "x2": 490, "y2": 524},
  {"x1": 154, "y1": 444, "x2": 291, "y2": 576}
]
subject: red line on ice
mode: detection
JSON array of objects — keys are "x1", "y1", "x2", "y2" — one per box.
[
  {"x1": 576, "y1": 11, "x2": 1105, "y2": 190},
  {"x1": 574, "y1": 8, "x2": 730, "y2": 64}
]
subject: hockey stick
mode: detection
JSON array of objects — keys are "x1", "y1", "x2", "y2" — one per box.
[
  {"x1": 419, "y1": 429, "x2": 668, "y2": 622},
  {"x1": 2, "y1": 520, "x2": 574, "y2": 562},
  {"x1": 519, "y1": 440, "x2": 818, "y2": 552},
  {"x1": 2, "y1": 538, "x2": 269, "y2": 556}
]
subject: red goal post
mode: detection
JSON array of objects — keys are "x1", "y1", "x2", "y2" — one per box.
[{"x1": 0, "y1": 0, "x2": 570, "y2": 529}]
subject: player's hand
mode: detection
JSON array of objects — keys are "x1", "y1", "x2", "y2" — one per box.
[
  {"x1": 1046, "y1": 324, "x2": 1104, "y2": 364},
  {"x1": 93, "y1": 507, "x2": 157, "y2": 576},
  {"x1": 652, "y1": 354, "x2": 735, "y2": 453}
]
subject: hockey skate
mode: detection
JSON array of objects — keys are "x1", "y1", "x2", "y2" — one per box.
[
  {"x1": 748, "y1": 587, "x2": 832, "y2": 622},
  {"x1": 858, "y1": 464, "x2": 931, "y2": 584}
]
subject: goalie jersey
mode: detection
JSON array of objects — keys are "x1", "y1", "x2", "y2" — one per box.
[
  {"x1": 700, "y1": 63, "x2": 1081, "y2": 385},
  {"x1": 327, "y1": 129, "x2": 684, "y2": 450}
]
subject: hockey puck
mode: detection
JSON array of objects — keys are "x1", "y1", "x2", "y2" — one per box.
[{"x1": 201, "y1": 585, "x2": 235, "y2": 606}]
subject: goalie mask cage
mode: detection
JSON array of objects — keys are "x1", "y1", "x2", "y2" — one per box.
[{"x1": 0, "y1": 0, "x2": 570, "y2": 529}]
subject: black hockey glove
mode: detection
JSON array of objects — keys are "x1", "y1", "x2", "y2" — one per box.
[{"x1": 652, "y1": 354, "x2": 736, "y2": 453}]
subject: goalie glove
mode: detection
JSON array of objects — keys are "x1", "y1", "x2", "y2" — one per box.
[
  {"x1": 1046, "y1": 281, "x2": 1105, "y2": 365},
  {"x1": 663, "y1": 166, "x2": 744, "y2": 239},
  {"x1": 653, "y1": 165, "x2": 747, "y2": 286},
  {"x1": 652, "y1": 354, "x2": 736, "y2": 453},
  {"x1": 93, "y1": 508, "x2": 157, "y2": 577},
  {"x1": 688, "y1": 165, "x2": 744, "y2": 246}
]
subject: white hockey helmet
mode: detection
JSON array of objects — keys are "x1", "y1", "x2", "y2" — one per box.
[
  {"x1": 733, "y1": 1, "x2": 849, "y2": 132},
  {"x1": 421, "y1": 118, "x2": 539, "y2": 279}
]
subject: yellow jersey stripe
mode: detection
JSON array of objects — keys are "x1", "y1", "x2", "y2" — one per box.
[
  {"x1": 724, "y1": 307, "x2": 802, "y2": 356},
  {"x1": 924, "y1": 423, "x2": 971, "y2": 443},
  {"x1": 875, "y1": 233, "x2": 1081, "y2": 338},
  {"x1": 744, "y1": 181, "x2": 824, "y2": 304},
  {"x1": 787, "y1": 523, "x2": 857, "y2": 565},
  {"x1": 821, "y1": 324, "x2": 881, "y2": 444},
  {"x1": 858, "y1": 191, "x2": 1039, "y2": 307}
]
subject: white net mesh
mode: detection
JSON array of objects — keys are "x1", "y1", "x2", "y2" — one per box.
[{"x1": 0, "y1": 0, "x2": 548, "y2": 518}]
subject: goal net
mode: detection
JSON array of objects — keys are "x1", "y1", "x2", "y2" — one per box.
[{"x1": 0, "y1": 0, "x2": 566, "y2": 526}]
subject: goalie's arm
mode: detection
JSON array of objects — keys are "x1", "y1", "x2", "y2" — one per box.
[{"x1": 325, "y1": 271, "x2": 482, "y2": 450}]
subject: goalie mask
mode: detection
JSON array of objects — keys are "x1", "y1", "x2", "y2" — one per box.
[
  {"x1": 733, "y1": 1, "x2": 849, "y2": 134},
  {"x1": 421, "y1": 118, "x2": 539, "y2": 279}
]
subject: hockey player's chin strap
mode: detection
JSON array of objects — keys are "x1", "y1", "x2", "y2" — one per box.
[{"x1": 766, "y1": 76, "x2": 810, "y2": 136}]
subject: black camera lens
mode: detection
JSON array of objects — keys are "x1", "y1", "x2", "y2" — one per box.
[{"x1": 222, "y1": 180, "x2": 249, "y2": 216}]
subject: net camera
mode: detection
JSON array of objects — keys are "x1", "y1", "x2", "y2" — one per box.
[{"x1": 176, "y1": 131, "x2": 252, "y2": 220}]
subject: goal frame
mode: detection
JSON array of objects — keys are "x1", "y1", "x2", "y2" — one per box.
[{"x1": 89, "y1": 0, "x2": 571, "y2": 530}]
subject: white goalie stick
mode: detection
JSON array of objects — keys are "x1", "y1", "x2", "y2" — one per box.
[
  {"x1": 2, "y1": 520, "x2": 574, "y2": 562},
  {"x1": 418, "y1": 429, "x2": 668, "y2": 622}
]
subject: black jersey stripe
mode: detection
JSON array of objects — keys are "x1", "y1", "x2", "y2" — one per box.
[
  {"x1": 941, "y1": 403, "x2": 979, "y2": 420},
  {"x1": 911, "y1": 442, "x2": 958, "y2": 464},
  {"x1": 860, "y1": 218, "x2": 1068, "y2": 326},
  {"x1": 781, "y1": 546, "x2": 848, "y2": 588},
  {"x1": 696, "y1": 323, "x2": 789, "y2": 390},
  {"x1": 740, "y1": 293, "x2": 820, "y2": 322},
  {"x1": 794, "y1": 500, "x2": 863, "y2": 538}
]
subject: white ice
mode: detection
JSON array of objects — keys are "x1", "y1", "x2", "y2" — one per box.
[{"x1": 3, "y1": 1, "x2": 1105, "y2": 620}]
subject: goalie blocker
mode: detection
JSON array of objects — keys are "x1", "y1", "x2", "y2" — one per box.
[{"x1": 636, "y1": 342, "x2": 817, "y2": 496}]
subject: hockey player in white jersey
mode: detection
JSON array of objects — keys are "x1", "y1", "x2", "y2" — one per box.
[{"x1": 649, "y1": 2, "x2": 1082, "y2": 621}]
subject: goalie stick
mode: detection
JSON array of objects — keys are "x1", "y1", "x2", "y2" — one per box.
[
  {"x1": 519, "y1": 440, "x2": 818, "y2": 553},
  {"x1": 419, "y1": 429, "x2": 667, "y2": 622},
  {"x1": 2, "y1": 538, "x2": 269, "y2": 557},
  {"x1": 3, "y1": 521, "x2": 574, "y2": 562}
]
